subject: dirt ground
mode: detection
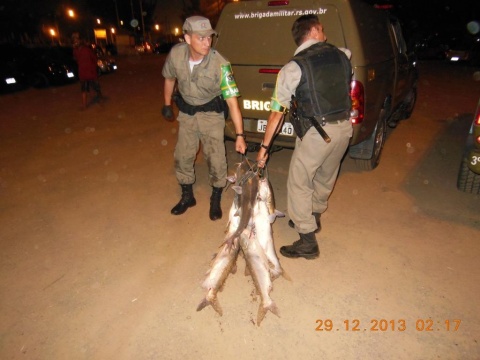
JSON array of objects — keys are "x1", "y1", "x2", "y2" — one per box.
[{"x1": 1, "y1": 54, "x2": 479, "y2": 359}]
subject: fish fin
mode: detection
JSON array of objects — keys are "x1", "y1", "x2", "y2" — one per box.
[
  {"x1": 267, "y1": 258, "x2": 276, "y2": 269},
  {"x1": 197, "y1": 297, "x2": 223, "y2": 316},
  {"x1": 268, "y1": 214, "x2": 277, "y2": 223},
  {"x1": 269, "y1": 302, "x2": 280, "y2": 318},
  {"x1": 226, "y1": 175, "x2": 237, "y2": 183},
  {"x1": 256, "y1": 301, "x2": 280, "y2": 326},
  {"x1": 221, "y1": 236, "x2": 237, "y2": 251},
  {"x1": 232, "y1": 185, "x2": 243, "y2": 194},
  {"x1": 275, "y1": 210, "x2": 285, "y2": 218}
]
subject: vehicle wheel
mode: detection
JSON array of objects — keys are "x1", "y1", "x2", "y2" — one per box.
[
  {"x1": 457, "y1": 158, "x2": 480, "y2": 194},
  {"x1": 354, "y1": 109, "x2": 387, "y2": 171},
  {"x1": 400, "y1": 86, "x2": 417, "y2": 120}
]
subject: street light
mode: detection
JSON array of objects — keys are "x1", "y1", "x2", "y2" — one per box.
[
  {"x1": 67, "y1": 9, "x2": 75, "y2": 18},
  {"x1": 49, "y1": 28, "x2": 56, "y2": 44}
]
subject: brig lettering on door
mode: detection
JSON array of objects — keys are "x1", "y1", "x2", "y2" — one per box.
[{"x1": 243, "y1": 100, "x2": 271, "y2": 111}]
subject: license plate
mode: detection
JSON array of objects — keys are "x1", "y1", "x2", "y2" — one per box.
[{"x1": 257, "y1": 119, "x2": 295, "y2": 136}]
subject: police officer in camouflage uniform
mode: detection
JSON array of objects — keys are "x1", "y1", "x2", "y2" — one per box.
[
  {"x1": 162, "y1": 16, "x2": 247, "y2": 221},
  {"x1": 257, "y1": 15, "x2": 353, "y2": 259}
]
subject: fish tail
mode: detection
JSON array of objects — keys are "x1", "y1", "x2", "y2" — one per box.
[
  {"x1": 256, "y1": 301, "x2": 280, "y2": 326},
  {"x1": 196, "y1": 297, "x2": 223, "y2": 316},
  {"x1": 256, "y1": 306, "x2": 267, "y2": 326}
]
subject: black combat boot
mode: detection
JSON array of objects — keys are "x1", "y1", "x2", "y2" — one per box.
[
  {"x1": 288, "y1": 213, "x2": 321, "y2": 233},
  {"x1": 280, "y1": 232, "x2": 319, "y2": 259},
  {"x1": 209, "y1": 187, "x2": 223, "y2": 221},
  {"x1": 171, "y1": 184, "x2": 196, "y2": 215}
]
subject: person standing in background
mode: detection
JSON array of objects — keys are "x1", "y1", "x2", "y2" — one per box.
[{"x1": 73, "y1": 33, "x2": 102, "y2": 109}]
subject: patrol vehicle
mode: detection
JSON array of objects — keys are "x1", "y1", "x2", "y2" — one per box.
[
  {"x1": 214, "y1": 0, "x2": 418, "y2": 170},
  {"x1": 457, "y1": 98, "x2": 480, "y2": 193}
]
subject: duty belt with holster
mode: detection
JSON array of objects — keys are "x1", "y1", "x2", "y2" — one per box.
[
  {"x1": 289, "y1": 96, "x2": 349, "y2": 143},
  {"x1": 173, "y1": 92, "x2": 228, "y2": 119}
]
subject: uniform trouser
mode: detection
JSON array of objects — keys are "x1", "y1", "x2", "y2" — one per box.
[
  {"x1": 287, "y1": 120, "x2": 353, "y2": 234},
  {"x1": 174, "y1": 110, "x2": 227, "y2": 188}
]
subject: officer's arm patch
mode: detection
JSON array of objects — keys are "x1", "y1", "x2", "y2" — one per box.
[
  {"x1": 220, "y1": 63, "x2": 240, "y2": 99},
  {"x1": 270, "y1": 98, "x2": 286, "y2": 113}
]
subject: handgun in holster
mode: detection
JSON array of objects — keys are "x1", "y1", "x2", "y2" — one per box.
[{"x1": 290, "y1": 96, "x2": 331, "y2": 143}]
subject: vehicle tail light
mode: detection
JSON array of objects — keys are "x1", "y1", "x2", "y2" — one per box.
[
  {"x1": 259, "y1": 69, "x2": 280, "y2": 74},
  {"x1": 475, "y1": 106, "x2": 480, "y2": 126},
  {"x1": 350, "y1": 80, "x2": 364, "y2": 124}
]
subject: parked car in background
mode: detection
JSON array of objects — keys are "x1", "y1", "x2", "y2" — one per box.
[
  {"x1": 457, "y1": 98, "x2": 480, "y2": 193},
  {"x1": 0, "y1": 44, "x2": 30, "y2": 93},
  {"x1": 135, "y1": 41, "x2": 153, "y2": 53},
  {"x1": 445, "y1": 37, "x2": 480, "y2": 66},
  {"x1": 412, "y1": 33, "x2": 448, "y2": 60},
  {"x1": 152, "y1": 36, "x2": 182, "y2": 54},
  {"x1": 92, "y1": 44, "x2": 117, "y2": 75},
  {"x1": 28, "y1": 46, "x2": 77, "y2": 88},
  {"x1": 0, "y1": 44, "x2": 77, "y2": 90}
]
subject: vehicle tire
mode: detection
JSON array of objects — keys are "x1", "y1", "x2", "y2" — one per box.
[
  {"x1": 400, "y1": 86, "x2": 417, "y2": 120},
  {"x1": 354, "y1": 109, "x2": 387, "y2": 171},
  {"x1": 457, "y1": 158, "x2": 480, "y2": 194}
]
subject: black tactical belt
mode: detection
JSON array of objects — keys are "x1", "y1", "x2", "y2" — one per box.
[
  {"x1": 314, "y1": 110, "x2": 350, "y2": 125},
  {"x1": 173, "y1": 93, "x2": 227, "y2": 116}
]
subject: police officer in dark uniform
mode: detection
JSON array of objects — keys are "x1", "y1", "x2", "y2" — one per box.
[
  {"x1": 162, "y1": 16, "x2": 247, "y2": 221},
  {"x1": 257, "y1": 15, "x2": 353, "y2": 259}
]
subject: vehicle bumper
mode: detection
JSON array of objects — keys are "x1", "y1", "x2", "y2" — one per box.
[{"x1": 225, "y1": 118, "x2": 296, "y2": 149}]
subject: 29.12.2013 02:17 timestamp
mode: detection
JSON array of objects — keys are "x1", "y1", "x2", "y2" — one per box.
[{"x1": 315, "y1": 319, "x2": 462, "y2": 332}]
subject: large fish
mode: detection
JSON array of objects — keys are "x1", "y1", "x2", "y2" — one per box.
[
  {"x1": 196, "y1": 238, "x2": 240, "y2": 316},
  {"x1": 253, "y1": 177, "x2": 288, "y2": 280},
  {"x1": 223, "y1": 160, "x2": 259, "y2": 249},
  {"x1": 225, "y1": 160, "x2": 250, "y2": 235},
  {"x1": 240, "y1": 230, "x2": 279, "y2": 326},
  {"x1": 197, "y1": 159, "x2": 255, "y2": 315}
]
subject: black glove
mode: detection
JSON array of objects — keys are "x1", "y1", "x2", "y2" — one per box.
[{"x1": 162, "y1": 105, "x2": 174, "y2": 121}]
